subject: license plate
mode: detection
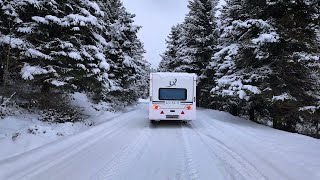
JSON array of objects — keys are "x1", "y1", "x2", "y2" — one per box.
[
  {"x1": 166, "y1": 115, "x2": 179, "y2": 119},
  {"x1": 165, "y1": 101, "x2": 179, "y2": 105}
]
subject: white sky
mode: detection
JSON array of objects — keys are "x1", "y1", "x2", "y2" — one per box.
[
  {"x1": 121, "y1": 0, "x2": 226, "y2": 69},
  {"x1": 121, "y1": 0, "x2": 189, "y2": 68}
]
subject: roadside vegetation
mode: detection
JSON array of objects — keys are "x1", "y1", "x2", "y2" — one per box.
[{"x1": 159, "y1": 0, "x2": 320, "y2": 138}]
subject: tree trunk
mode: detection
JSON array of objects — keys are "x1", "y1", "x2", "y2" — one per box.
[
  {"x1": 3, "y1": 43, "x2": 11, "y2": 89},
  {"x1": 317, "y1": 120, "x2": 320, "y2": 139},
  {"x1": 3, "y1": 20, "x2": 12, "y2": 90},
  {"x1": 249, "y1": 106, "x2": 255, "y2": 122}
]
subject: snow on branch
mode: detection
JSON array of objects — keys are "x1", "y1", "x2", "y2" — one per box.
[
  {"x1": 252, "y1": 32, "x2": 279, "y2": 45},
  {"x1": 272, "y1": 93, "x2": 297, "y2": 102},
  {"x1": 1, "y1": 92, "x2": 16, "y2": 107},
  {"x1": 20, "y1": 63, "x2": 55, "y2": 80}
]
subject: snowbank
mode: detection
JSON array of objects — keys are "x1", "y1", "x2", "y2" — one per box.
[{"x1": 0, "y1": 92, "x2": 121, "y2": 161}]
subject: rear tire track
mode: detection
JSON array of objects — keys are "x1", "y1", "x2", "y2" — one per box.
[
  {"x1": 196, "y1": 117, "x2": 292, "y2": 180},
  {"x1": 181, "y1": 125, "x2": 199, "y2": 180},
  {"x1": 188, "y1": 122, "x2": 266, "y2": 180},
  {"x1": 91, "y1": 123, "x2": 151, "y2": 180},
  {"x1": 10, "y1": 111, "x2": 140, "y2": 180}
]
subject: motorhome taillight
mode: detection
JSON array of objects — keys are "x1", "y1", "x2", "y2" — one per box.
[
  {"x1": 152, "y1": 105, "x2": 160, "y2": 110},
  {"x1": 181, "y1": 111, "x2": 185, "y2": 115},
  {"x1": 160, "y1": 111, "x2": 164, "y2": 114},
  {"x1": 186, "y1": 105, "x2": 192, "y2": 110}
]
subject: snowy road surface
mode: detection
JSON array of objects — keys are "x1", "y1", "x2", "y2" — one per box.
[{"x1": 1, "y1": 102, "x2": 320, "y2": 180}]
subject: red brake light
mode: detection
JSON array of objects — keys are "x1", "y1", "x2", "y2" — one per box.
[
  {"x1": 152, "y1": 105, "x2": 160, "y2": 110},
  {"x1": 186, "y1": 105, "x2": 192, "y2": 110},
  {"x1": 181, "y1": 111, "x2": 185, "y2": 115},
  {"x1": 160, "y1": 111, "x2": 164, "y2": 114}
]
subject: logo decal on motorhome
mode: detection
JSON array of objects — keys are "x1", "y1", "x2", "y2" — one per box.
[{"x1": 168, "y1": 79, "x2": 177, "y2": 87}]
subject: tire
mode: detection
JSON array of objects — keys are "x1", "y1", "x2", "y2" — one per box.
[{"x1": 150, "y1": 120, "x2": 156, "y2": 124}]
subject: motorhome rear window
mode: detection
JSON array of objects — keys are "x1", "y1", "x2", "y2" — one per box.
[{"x1": 159, "y1": 88, "x2": 187, "y2": 100}]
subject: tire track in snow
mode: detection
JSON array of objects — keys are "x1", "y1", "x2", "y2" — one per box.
[
  {"x1": 188, "y1": 122, "x2": 266, "y2": 180},
  {"x1": 91, "y1": 124, "x2": 151, "y2": 180},
  {"x1": 181, "y1": 125, "x2": 199, "y2": 180},
  {"x1": 124, "y1": 122, "x2": 187, "y2": 180},
  {"x1": 42, "y1": 117, "x2": 139, "y2": 180},
  {"x1": 4, "y1": 109, "x2": 141, "y2": 180},
  {"x1": 176, "y1": 124, "x2": 186, "y2": 180},
  {"x1": 197, "y1": 116, "x2": 292, "y2": 180}
]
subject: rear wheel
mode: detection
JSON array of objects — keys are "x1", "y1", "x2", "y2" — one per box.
[
  {"x1": 182, "y1": 121, "x2": 188, "y2": 124},
  {"x1": 150, "y1": 120, "x2": 156, "y2": 124}
]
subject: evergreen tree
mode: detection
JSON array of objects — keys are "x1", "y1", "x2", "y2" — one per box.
[
  {"x1": 101, "y1": 0, "x2": 149, "y2": 106},
  {"x1": 159, "y1": 0, "x2": 220, "y2": 106},
  {"x1": 265, "y1": 0, "x2": 320, "y2": 136},
  {"x1": 0, "y1": 0, "x2": 149, "y2": 119},
  {"x1": 208, "y1": 0, "x2": 320, "y2": 137},
  {"x1": 0, "y1": 0, "x2": 112, "y2": 93},
  {"x1": 159, "y1": 0, "x2": 219, "y2": 74},
  {"x1": 158, "y1": 24, "x2": 184, "y2": 72},
  {"x1": 176, "y1": 0, "x2": 218, "y2": 74}
]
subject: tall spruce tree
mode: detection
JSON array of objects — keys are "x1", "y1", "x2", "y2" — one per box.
[
  {"x1": 0, "y1": 0, "x2": 149, "y2": 116},
  {"x1": 160, "y1": 0, "x2": 219, "y2": 74},
  {"x1": 265, "y1": 0, "x2": 320, "y2": 136},
  {"x1": 0, "y1": 0, "x2": 112, "y2": 93},
  {"x1": 158, "y1": 24, "x2": 184, "y2": 72},
  {"x1": 207, "y1": 0, "x2": 320, "y2": 137},
  {"x1": 176, "y1": 0, "x2": 218, "y2": 74},
  {"x1": 101, "y1": 0, "x2": 149, "y2": 106},
  {"x1": 159, "y1": 0, "x2": 220, "y2": 106}
]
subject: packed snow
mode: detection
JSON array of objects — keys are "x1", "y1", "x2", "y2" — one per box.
[{"x1": 0, "y1": 101, "x2": 319, "y2": 180}]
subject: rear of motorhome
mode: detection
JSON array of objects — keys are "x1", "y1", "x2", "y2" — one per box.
[{"x1": 149, "y1": 72, "x2": 197, "y2": 123}]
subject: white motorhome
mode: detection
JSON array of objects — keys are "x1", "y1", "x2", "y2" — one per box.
[{"x1": 149, "y1": 72, "x2": 197, "y2": 123}]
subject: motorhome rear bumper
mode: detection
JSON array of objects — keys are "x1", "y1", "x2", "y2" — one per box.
[{"x1": 149, "y1": 108, "x2": 196, "y2": 121}]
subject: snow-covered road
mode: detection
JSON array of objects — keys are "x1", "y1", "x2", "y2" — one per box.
[{"x1": 1, "y1": 102, "x2": 320, "y2": 180}]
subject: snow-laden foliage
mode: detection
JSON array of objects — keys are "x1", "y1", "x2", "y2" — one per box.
[
  {"x1": 159, "y1": 0, "x2": 220, "y2": 106},
  {"x1": 0, "y1": 0, "x2": 149, "y2": 120},
  {"x1": 210, "y1": 18, "x2": 278, "y2": 102},
  {"x1": 158, "y1": 24, "x2": 184, "y2": 72},
  {"x1": 160, "y1": 0, "x2": 319, "y2": 138},
  {"x1": 0, "y1": 93, "x2": 19, "y2": 118},
  {"x1": 207, "y1": 0, "x2": 320, "y2": 137},
  {"x1": 160, "y1": 0, "x2": 220, "y2": 74}
]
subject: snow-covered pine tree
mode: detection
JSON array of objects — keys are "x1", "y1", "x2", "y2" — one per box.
[
  {"x1": 265, "y1": 0, "x2": 320, "y2": 137},
  {"x1": 159, "y1": 0, "x2": 219, "y2": 74},
  {"x1": 175, "y1": 0, "x2": 218, "y2": 74},
  {"x1": 0, "y1": 0, "x2": 30, "y2": 89},
  {"x1": 0, "y1": 0, "x2": 112, "y2": 93},
  {"x1": 101, "y1": 0, "x2": 149, "y2": 106},
  {"x1": 158, "y1": 24, "x2": 184, "y2": 72},
  {"x1": 159, "y1": 0, "x2": 220, "y2": 106},
  {"x1": 0, "y1": 0, "x2": 149, "y2": 119},
  {"x1": 208, "y1": 0, "x2": 320, "y2": 137},
  {"x1": 207, "y1": 0, "x2": 277, "y2": 115}
]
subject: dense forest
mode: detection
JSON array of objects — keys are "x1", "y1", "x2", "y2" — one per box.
[
  {"x1": 0, "y1": 0, "x2": 149, "y2": 122},
  {"x1": 1, "y1": 0, "x2": 319, "y2": 138},
  {"x1": 159, "y1": 0, "x2": 320, "y2": 138}
]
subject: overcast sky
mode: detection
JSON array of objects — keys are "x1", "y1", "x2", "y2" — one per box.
[
  {"x1": 121, "y1": 0, "x2": 226, "y2": 68},
  {"x1": 121, "y1": 0, "x2": 189, "y2": 68}
]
